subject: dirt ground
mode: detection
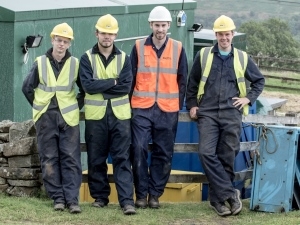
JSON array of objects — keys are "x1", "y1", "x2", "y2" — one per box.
[{"x1": 260, "y1": 90, "x2": 300, "y2": 114}]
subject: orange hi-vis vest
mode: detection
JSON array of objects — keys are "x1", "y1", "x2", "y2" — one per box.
[{"x1": 131, "y1": 38, "x2": 182, "y2": 112}]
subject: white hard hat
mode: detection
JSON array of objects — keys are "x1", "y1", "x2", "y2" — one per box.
[{"x1": 148, "y1": 6, "x2": 172, "y2": 22}]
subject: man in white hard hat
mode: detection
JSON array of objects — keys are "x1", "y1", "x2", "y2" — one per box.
[
  {"x1": 22, "y1": 23, "x2": 84, "y2": 214},
  {"x1": 130, "y1": 6, "x2": 188, "y2": 209},
  {"x1": 79, "y1": 14, "x2": 136, "y2": 215},
  {"x1": 186, "y1": 15, "x2": 265, "y2": 216}
]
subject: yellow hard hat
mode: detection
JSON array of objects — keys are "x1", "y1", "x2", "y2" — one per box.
[
  {"x1": 95, "y1": 14, "x2": 119, "y2": 34},
  {"x1": 213, "y1": 15, "x2": 236, "y2": 32},
  {"x1": 148, "y1": 6, "x2": 172, "y2": 22},
  {"x1": 50, "y1": 23, "x2": 74, "y2": 40}
]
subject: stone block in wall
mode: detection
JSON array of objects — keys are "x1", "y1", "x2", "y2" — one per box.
[
  {"x1": 0, "y1": 167, "x2": 40, "y2": 180},
  {"x1": 0, "y1": 184, "x2": 9, "y2": 193},
  {"x1": 0, "y1": 177, "x2": 6, "y2": 185},
  {"x1": 7, "y1": 179, "x2": 40, "y2": 187},
  {"x1": 39, "y1": 172, "x2": 43, "y2": 184},
  {"x1": 6, "y1": 186, "x2": 40, "y2": 197},
  {"x1": 9, "y1": 120, "x2": 36, "y2": 142},
  {"x1": 3, "y1": 137, "x2": 37, "y2": 157},
  {"x1": 0, "y1": 133, "x2": 9, "y2": 143},
  {"x1": 8, "y1": 154, "x2": 40, "y2": 168},
  {"x1": 0, "y1": 157, "x2": 8, "y2": 164},
  {"x1": 0, "y1": 144, "x2": 3, "y2": 154},
  {"x1": 0, "y1": 120, "x2": 15, "y2": 133}
]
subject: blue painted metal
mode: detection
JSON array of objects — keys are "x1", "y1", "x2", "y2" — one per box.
[{"x1": 250, "y1": 125, "x2": 300, "y2": 213}]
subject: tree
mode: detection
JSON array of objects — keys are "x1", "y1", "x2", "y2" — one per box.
[{"x1": 239, "y1": 18, "x2": 300, "y2": 59}]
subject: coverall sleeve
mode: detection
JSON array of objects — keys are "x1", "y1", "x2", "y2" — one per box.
[
  {"x1": 185, "y1": 51, "x2": 202, "y2": 110},
  {"x1": 75, "y1": 74, "x2": 85, "y2": 110},
  {"x1": 22, "y1": 61, "x2": 39, "y2": 107},
  {"x1": 79, "y1": 53, "x2": 116, "y2": 94},
  {"x1": 177, "y1": 47, "x2": 188, "y2": 110},
  {"x1": 245, "y1": 56, "x2": 265, "y2": 105},
  {"x1": 102, "y1": 56, "x2": 133, "y2": 99},
  {"x1": 129, "y1": 44, "x2": 138, "y2": 99}
]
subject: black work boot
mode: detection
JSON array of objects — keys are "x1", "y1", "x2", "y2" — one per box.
[
  {"x1": 148, "y1": 195, "x2": 160, "y2": 209},
  {"x1": 135, "y1": 198, "x2": 147, "y2": 208},
  {"x1": 68, "y1": 203, "x2": 81, "y2": 214},
  {"x1": 92, "y1": 200, "x2": 107, "y2": 208},
  {"x1": 209, "y1": 201, "x2": 231, "y2": 216},
  {"x1": 227, "y1": 189, "x2": 242, "y2": 215},
  {"x1": 122, "y1": 204, "x2": 136, "y2": 215},
  {"x1": 54, "y1": 203, "x2": 65, "y2": 211}
]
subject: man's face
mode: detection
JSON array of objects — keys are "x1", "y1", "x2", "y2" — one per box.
[
  {"x1": 51, "y1": 36, "x2": 71, "y2": 54},
  {"x1": 215, "y1": 31, "x2": 234, "y2": 50},
  {"x1": 150, "y1": 21, "x2": 170, "y2": 41},
  {"x1": 96, "y1": 31, "x2": 117, "y2": 48}
]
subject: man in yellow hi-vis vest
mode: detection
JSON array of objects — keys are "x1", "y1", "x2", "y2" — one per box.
[
  {"x1": 186, "y1": 15, "x2": 265, "y2": 216},
  {"x1": 78, "y1": 14, "x2": 136, "y2": 215},
  {"x1": 22, "y1": 23, "x2": 84, "y2": 214}
]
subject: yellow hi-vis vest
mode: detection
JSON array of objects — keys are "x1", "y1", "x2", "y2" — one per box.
[
  {"x1": 84, "y1": 49, "x2": 131, "y2": 120},
  {"x1": 197, "y1": 47, "x2": 249, "y2": 116},
  {"x1": 33, "y1": 55, "x2": 79, "y2": 126}
]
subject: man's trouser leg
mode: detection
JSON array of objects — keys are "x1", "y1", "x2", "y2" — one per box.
[
  {"x1": 85, "y1": 119, "x2": 110, "y2": 205},
  {"x1": 131, "y1": 108, "x2": 152, "y2": 200},
  {"x1": 197, "y1": 111, "x2": 241, "y2": 202},
  {"x1": 149, "y1": 105, "x2": 178, "y2": 197}
]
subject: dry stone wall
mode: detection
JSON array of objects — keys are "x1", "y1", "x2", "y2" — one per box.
[{"x1": 0, "y1": 120, "x2": 42, "y2": 197}]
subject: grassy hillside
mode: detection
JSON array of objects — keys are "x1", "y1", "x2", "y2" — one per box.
[{"x1": 194, "y1": 0, "x2": 300, "y2": 40}]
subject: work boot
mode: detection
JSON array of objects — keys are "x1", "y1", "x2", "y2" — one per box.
[
  {"x1": 54, "y1": 203, "x2": 65, "y2": 211},
  {"x1": 227, "y1": 189, "x2": 242, "y2": 215},
  {"x1": 209, "y1": 201, "x2": 231, "y2": 216},
  {"x1": 92, "y1": 200, "x2": 107, "y2": 208},
  {"x1": 135, "y1": 198, "x2": 147, "y2": 208},
  {"x1": 148, "y1": 195, "x2": 160, "y2": 209},
  {"x1": 68, "y1": 203, "x2": 81, "y2": 214},
  {"x1": 122, "y1": 204, "x2": 136, "y2": 215}
]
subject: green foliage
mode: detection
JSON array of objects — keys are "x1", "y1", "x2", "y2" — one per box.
[
  {"x1": 194, "y1": 0, "x2": 300, "y2": 54},
  {"x1": 239, "y1": 18, "x2": 300, "y2": 58}
]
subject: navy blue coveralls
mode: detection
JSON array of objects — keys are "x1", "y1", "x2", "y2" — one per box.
[
  {"x1": 130, "y1": 34, "x2": 188, "y2": 199},
  {"x1": 79, "y1": 44, "x2": 134, "y2": 207},
  {"x1": 186, "y1": 44, "x2": 265, "y2": 203},
  {"x1": 22, "y1": 48, "x2": 84, "y2": 206}
]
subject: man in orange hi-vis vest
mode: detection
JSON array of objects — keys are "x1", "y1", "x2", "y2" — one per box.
[{"x1": 130, "y1": 6, "x2": 188, "y2": 209}]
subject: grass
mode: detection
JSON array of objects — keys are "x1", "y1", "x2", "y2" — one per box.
[
  {"x1": 0, "y1": 193, "x2": 300, "y2": 225},
  {"x1": 260, "y1": 69, "x2": 300, "y2": 94}
]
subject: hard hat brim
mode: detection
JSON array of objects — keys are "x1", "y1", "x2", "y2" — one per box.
[
  {"x1": 50, "y1": 33, "x2": 74, "y2": 40},
  {"x1": 213, "y1": 26, "x2": 236, "y2": 32},
  {"x1": 95, "y1": 26, "x2": 119, "y2": 34}
]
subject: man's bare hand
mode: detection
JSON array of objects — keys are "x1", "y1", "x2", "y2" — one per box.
[
  {"x1": 189, "y1": 106, "x2": 199, "y2": 119},
  {"x1": 232, "y1": 97, "x2": 250, "y2": 110}
]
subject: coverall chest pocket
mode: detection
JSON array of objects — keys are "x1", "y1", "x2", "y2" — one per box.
[
  {"x1": 223, "y1": 65, "x2": 236, "y2": 83},
  {"x1": 207, "y1": 64, "x2": 219, "y2": 83}
]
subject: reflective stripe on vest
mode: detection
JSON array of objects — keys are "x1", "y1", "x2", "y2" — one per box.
[
  {"x1": 197, "y1": 47, "x2": 249, "y2": 116},
  {"x1": 33, "y1": 55, "x2": 79, "y2": 126},
  {"x1": 84, "y1": 49, "x2": 131, "y2": 120},
  {"x1": 131, "y1": 38, "x2": 182, "y2": 112}
]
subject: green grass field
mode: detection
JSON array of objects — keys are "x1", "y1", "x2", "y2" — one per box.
[{"x1": 0, "y1": 193, "x2": 299, "y2": 225}]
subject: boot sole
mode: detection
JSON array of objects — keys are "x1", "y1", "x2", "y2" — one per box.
[
  {"x1": 231, "y1": 189, "x2": 242, "y2": 215},
  {"x1": 209, "y1": 204, "x2": 231, "y2": 216}
]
